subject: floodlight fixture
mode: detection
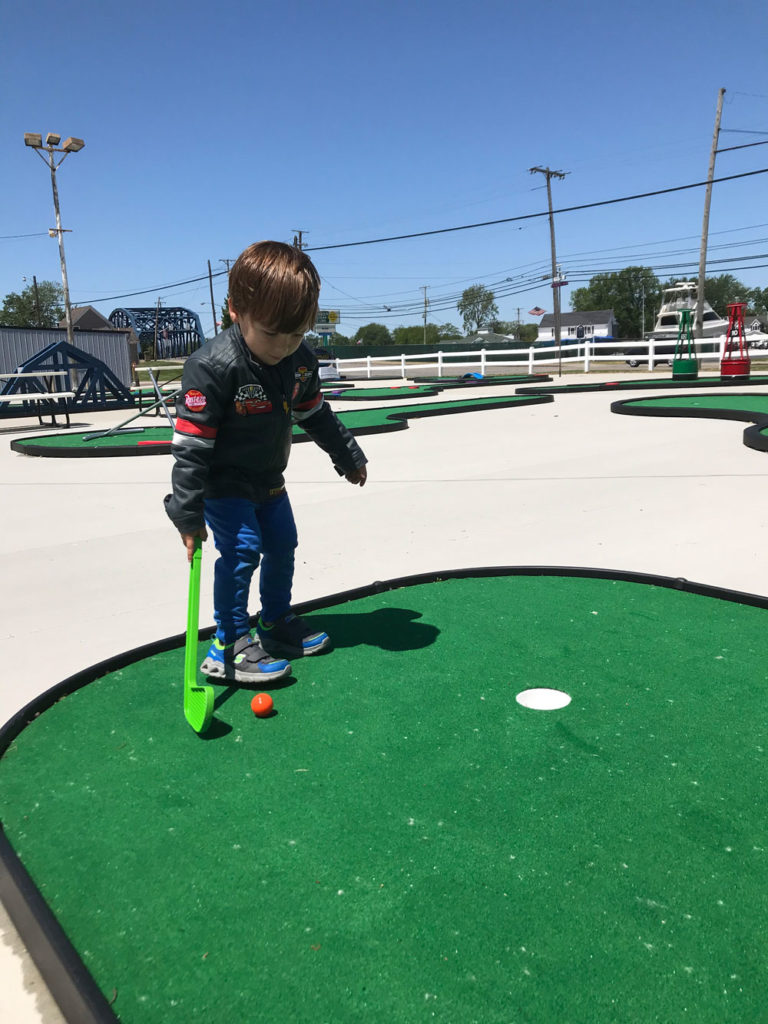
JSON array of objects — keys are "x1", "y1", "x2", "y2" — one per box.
[{"x1": 23, "y1": 130, "x2": 85, "y2": 347}]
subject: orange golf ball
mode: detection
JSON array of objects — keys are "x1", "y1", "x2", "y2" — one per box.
[{"x1": 251, "y1": 693, "x2": 274, "y2": 718}]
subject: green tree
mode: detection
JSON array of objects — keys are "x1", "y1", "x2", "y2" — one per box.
[
  {"x1": 696, "y1": 273, "x2": 750, "y2": 317},
  {"x1": 457, "y1": 285, "x2": 498, "y2": 334},
  {"x1": 571, "y1": 266, "x2": 661, "y2": 339},
  {"x1": 220, "y1": 298, "x2": 233, "y2": 330},
  {"x1": 489, "y1": 320, "x2": 519, "y2": 337},
  {"x1": 392, "y1": 324, "x2": 440, "y2": 346},
  {"x1": 748, "y1": 286, "x2": 768, "y2": 316},
  {"x1": 518, "y1": 323, "x2": 538, "y2": 344},
  {"x1": 1, "y1": 280, "x2": 64, "y2": 328},
  {"x1": 437, "y1": 322, "x2": 462, "y2": 340},
  {"x1": 352, "y1": 322, "x2": 391, "y2": 345}
]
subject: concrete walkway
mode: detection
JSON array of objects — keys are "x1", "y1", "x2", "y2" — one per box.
[{"x1": 2, "y1": 372, "x2": 766, "y2": 1022}]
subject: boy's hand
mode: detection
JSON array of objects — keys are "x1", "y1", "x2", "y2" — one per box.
[
  {"x1": 345, "y1": 466, "x2": 367, "y2": 487},
  {"x1": 180, "y1": 528, "x2": 208, "y2": 562}
]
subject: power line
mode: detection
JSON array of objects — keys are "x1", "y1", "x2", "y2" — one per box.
[
  {"x1": 74, "y1": 167, "x2": 768, "y2": 305},
  {"x1": 304, "y1": 168, "x2": 768, "y2": 253}
]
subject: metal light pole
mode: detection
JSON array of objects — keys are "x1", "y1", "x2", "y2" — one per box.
[{"x1": 24, "y1": 132, "x2": 85, "y2": 346}]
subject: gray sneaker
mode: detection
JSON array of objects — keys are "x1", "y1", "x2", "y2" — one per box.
[
  {"x1": 201, "y1": 634, "x2": 291, "y2": 683},
  {"x1": 255, "y1": 613, "x2": 331, "y2": 658}
]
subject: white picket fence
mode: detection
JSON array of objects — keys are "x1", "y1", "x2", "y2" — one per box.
[{"x1": 332, "y1": 336, "x2": 753, "y2": 379}]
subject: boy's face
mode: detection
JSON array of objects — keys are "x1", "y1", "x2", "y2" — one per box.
[{"x1": 231, "y1": 305, "x2": 309, "y2": 365}]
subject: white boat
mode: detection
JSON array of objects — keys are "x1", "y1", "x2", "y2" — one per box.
[{"x1": 649, "y1": 281, "x2": 728, "y2": 339}]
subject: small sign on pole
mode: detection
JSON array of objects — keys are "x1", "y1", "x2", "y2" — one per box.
[{"x1": 316, "y1": 310, "x2": 340, "y2": 325}]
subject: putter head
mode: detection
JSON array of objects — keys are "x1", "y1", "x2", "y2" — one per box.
[{"x1": 184, "y1": 683, "x2": 215, "y2": 734}]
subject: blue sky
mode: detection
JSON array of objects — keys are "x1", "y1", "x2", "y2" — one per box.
[{"x1": 2, "y1": 0, "x2": 766, "y2": 337}]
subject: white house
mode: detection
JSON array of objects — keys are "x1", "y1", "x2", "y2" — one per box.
[{"x1": 537, "y1": 309, "x2": 617, "y2": 343}]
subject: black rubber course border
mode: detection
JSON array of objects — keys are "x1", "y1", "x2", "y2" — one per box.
[
  {"x1": 3, "y1": 563, "x2": 768, "y2": 1023},
  {"x1": 515, "y1": 374, "x2": 768, "y2": 396},
  {"x1": 610, "y1": 393, "x2": 768, "y2": 452},
  {"x1": 9, "y1": 393, "x2": 554, "y2": 458}
]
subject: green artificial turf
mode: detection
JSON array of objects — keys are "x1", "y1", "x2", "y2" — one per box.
[
  {"x1": 2, "y1": 574, "x2": 768, "y2": 1023},
  {"x1": 11, "y1": 427, "x2": 174, "y2": 450},
  {"x1": 324, "y1": 385, "x2": 440, "y2": 399},
  {"x1": 9, "y1": 395, "x2": 546, "y2": 456},
  {"x1": 517, "y1": 375, "x2": 768, "y2": 396},
  {"x1": 624, "y1": 395, "x2": 768, "y2": 414}
]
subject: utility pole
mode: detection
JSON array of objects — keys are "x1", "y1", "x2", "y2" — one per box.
[
  {"x1": 530, "y1": 166, "x2": 567, "y2": 374},
  {"x1": 154, "y1": 297, "x2": 162, "y2": 361},
  {"x1": 695, "y1": 87, "x2": 726, "y2": 339},
  {"x1": 421, "y1": 286, "x2": 429, "y2": 345},
  {"x1": 292, "y1": 230, "x2": 307, "y2": 250},
  {"x1": 207, "y1": 260, "x2": 218, "y2": 335},
  {"x1": 516, "y1": 307, "x2": 521, "y2": 340},
  {"x1": 641, "y1": 282, "x2": 646, "y2": 339},
  {"x1": 32, "y1": 276, "x2": 42, "y2": 325}
]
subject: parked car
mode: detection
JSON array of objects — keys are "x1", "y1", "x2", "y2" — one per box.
[{"x1": 624, "y1": 343, "x2": 675, "y2": 368}]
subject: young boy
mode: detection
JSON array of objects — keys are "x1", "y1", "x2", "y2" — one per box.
[{"x1": 165, "y1": 241, "x2": 367, "y2": 683}]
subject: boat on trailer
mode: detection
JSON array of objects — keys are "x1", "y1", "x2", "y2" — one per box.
[{"x1": 649, "y1": 281, "x2": 728, "y2": 340}]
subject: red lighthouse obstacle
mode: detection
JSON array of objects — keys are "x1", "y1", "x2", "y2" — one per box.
[{"x1": 720, "y1": 302, "x2": 751, "y2": 380}]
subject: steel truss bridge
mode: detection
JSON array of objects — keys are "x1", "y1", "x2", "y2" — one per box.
[{"x1": 109, "y1": 307, "x2": 205, "y2": 358}]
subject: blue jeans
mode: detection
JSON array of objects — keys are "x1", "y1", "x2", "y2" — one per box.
[{"x1": 203, "y1": 493, "x2": 298, "y2": 645}]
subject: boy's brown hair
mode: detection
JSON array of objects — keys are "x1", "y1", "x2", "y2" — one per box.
[{"x1": 228, "y1": 241, "x2": 320, "y2": 333}]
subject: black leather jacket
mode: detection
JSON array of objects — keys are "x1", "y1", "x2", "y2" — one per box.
[{"x1": 164, "y1": 325, "x2": 366, "y2": 533}]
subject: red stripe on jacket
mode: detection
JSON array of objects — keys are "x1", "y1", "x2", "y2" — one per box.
[
  {"x1": 294, "y1": 393, "x2": 323, "y2": 412},
  {"x1": 175, "y1": 417, "x2": 218, "y2": 439}
]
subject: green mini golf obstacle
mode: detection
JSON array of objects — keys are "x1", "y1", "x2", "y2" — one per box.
[{"x1": 672, "y1": 308, "x2": 699, "y2": 380}]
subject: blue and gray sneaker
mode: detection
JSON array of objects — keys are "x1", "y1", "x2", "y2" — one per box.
[
  {"x1": 255, "y1": 613, "x2": 330, "y2": 658},
  {"x1": 200, "y1": 633, "x2": 291, "y2": 684}
]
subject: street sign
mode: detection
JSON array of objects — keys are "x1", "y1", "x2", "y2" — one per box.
[
  {"x1": 316, "y1": 310, "x2": 340, "y2": 325},
  {"x1": 315, "y1": 324, "x2": 336, "y2": 334}
]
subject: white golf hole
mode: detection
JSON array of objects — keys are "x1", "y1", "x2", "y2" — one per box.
[{"x1": 515, "y1": 688, "x2": 572, "y2": 711}]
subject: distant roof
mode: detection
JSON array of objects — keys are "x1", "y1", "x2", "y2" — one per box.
[
  {"x1": 59, "y1": 306, "x2": 116, "y2": 330},
  {"x1": 455, "y1": 331, "x2": 517, "y2": 345},
  {"x1": 539, "y1": 310, "x2": 615, "y2": 328}
]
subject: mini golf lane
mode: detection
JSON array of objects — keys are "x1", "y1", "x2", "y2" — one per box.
[
  {"x1": 9, "y1": 393, "x2": 553, "y2": 458},
  {"x1": 2, "y1": 568, "x2": 768, "y2": 1024},
  {"x1": 291, "y1": 375, "x2": 552, "y2": 402},
  {"x1": 516, "y1": 374, "x2": 768, "y2": 396},
  {"x1": 611, "y1": 393, "x2": 768, "y2": 453}
]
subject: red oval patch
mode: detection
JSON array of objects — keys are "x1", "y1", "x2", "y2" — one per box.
[{"x1": 184, "y1": 389, "x2": 207, "y2": 411}]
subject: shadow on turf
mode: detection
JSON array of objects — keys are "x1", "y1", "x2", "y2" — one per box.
[{"x1": 308, "y1": 607, "x2": 440, "y2": 652}]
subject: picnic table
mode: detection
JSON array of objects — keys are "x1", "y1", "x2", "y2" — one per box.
[{"x1": 0, "y1": 371, "x2": 76, "y2": 426}]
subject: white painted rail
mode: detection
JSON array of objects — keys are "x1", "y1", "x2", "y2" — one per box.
[{"x1": 329, "y1": 337, "x2": 752, "y2": 378}]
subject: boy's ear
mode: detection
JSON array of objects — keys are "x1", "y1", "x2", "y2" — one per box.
[{"x1": 228, "y1": 298, "x2": 238, "y2": 322}]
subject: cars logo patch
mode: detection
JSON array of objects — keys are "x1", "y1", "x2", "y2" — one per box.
[
  {"x1": 234, "y1": 383, "x2": 272, "y2": 415},
  {"x1": 184, "y1": 389, "x2": 207, "y2": 411},
  {"x1": 295, "y1": 366, "x2": 312, "y2": 383}
]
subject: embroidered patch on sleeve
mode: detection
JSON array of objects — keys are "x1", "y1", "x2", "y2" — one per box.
[
  {"x1": 184, "y1": 389, "x2": 207, "y2": 411},
  {"x1": 295, "y1": 366, "x2": 312, "y2": 383}
]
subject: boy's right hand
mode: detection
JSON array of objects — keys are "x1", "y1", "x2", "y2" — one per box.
[{"x1": 180, "y1": 528, "x2": 208, "y2": 562}]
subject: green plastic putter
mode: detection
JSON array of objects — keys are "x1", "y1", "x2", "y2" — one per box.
[{"x1": 183, "y1": 539, "x2": 214, "y2": 733}]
